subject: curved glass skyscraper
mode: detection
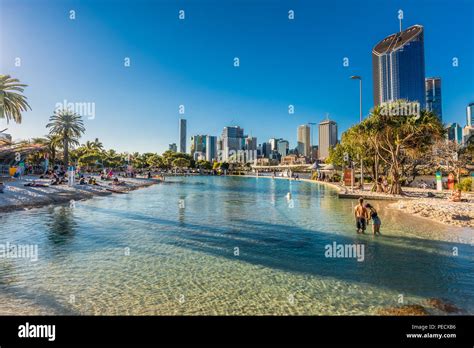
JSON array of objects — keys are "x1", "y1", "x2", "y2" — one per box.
[{"x1": 372, "y1": 24, "x2": 426, "y2": 108}]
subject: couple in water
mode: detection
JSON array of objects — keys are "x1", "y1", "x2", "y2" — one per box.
[{"x1": 354, "y1": 197, "x2": 381, "y2": 235}]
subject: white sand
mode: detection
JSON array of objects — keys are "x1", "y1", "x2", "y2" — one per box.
[{"x1": 0, "y1": 175, "x2": 159, "y2": 212}]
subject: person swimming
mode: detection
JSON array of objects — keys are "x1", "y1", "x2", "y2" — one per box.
[{"x1": 365, "y1": 203, "x2": 381, "y2": 235}]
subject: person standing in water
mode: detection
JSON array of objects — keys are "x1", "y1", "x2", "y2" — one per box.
[
  {"x1": 354, "y1": 197, "x2": 368, "y2": 234},
  {"x1": 365, "y1": 203, "x2": 381, "y2": 235}
]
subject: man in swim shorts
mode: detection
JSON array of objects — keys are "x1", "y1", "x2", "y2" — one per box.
[{"x1": 354, "y1": 197, "x2": 368, "y2": 234}]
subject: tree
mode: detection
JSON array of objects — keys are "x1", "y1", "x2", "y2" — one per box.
[
  {"x1": 196, "y1": 160, "x2": 212, "y2": 170},
  {"x1": 146, "y1": 154, "x2": 164, "y2": 169},
  {"x1": 429, "y1": 140, "x2": 468, "y2": 183},
  {"x1": 46, "y1": 109, "x2": 85, "y2": 166},
  {"x1": 172, "y1": 158, "x2": 190, "y2": 169},
  {"x1": 334, "y1": 104, "x2": 444, "y2": 195},
  {"x1": 362, "y1": 107, "x2": 444, "y2": 194},
  {"x1": 0, "y1": 75, "x2": 31, "y2": 124}
]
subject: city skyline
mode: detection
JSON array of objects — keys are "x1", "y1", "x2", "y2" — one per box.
[{"x1": 1, "y1": 0, "x2": 473, "y2": 154}]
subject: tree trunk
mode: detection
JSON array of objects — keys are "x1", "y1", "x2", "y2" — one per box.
[
  {"x1": 63, "y1": 137, "x2": 69, "y2": 167},
  {"x1": 389, "y1": 164, "x2": 403, "y2": 195}
]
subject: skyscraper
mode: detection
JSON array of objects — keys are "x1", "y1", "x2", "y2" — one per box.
[
  {"x1": 372, "y1": 24, "x2": 426, "y2": 108},
  {"x1": 245, "y1": 136, "x2": 257, "y2": 152},
  {"x1": 297, "y1": 124, "x2": 311, "y2": 157},
  {"x1": 221, "y1": 126, "x2": 244, "y2": 161},
  {"x1": 179, "y1": 119, "x2": 187, "y2": 153},
  {"x1": 268, "y1": 138, "x2": 280, "y2": 151},
  {"x1": 206, "y1": 135, "x2": 217, "y2": 162},
  {"x1": 425, "y1": 77, "x2": 442, "y2": 120},
  {"x1": 446, "y1": 123, "x2": 463, "y2": 144},
  {"x1": 277, "y1": 139, "x2": 289, "y2": 158},
  {"x1": 169, "y1": 143, "x2": 177, "y2": 152},
  {"x1": 318, "y1": 119, "x2": 338, "y2": 160},
  {"x1": 190, "y1": 135, "x2": 206, "y2": 157},
  {"x1": 467, "y1": 102, "x2": 474, "y2": 127}
]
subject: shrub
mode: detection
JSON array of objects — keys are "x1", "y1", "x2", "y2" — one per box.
[{"x1": 458, "y1": 177, "x2": 472, "y2": 192}]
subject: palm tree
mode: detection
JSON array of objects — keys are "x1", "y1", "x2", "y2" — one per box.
[
  {"x1": 0, "y1": 75, "x2": 31, "y2": 124},
  {"x1": 46, "y1": 109, "x2": 85, "y2": 166}
]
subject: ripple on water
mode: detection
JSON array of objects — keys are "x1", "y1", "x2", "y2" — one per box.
[{"x1": 0, "y1": 176, "x2": 473, "y2": 315}]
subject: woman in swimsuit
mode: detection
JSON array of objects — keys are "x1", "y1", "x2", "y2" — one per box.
[{"x1": 365, "y1": 203, "x2": 381, "y2": 235}]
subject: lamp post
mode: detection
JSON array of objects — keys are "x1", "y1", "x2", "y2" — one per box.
[{"x1": 350, "y1": 75, "x2": 363, "y2": 189}]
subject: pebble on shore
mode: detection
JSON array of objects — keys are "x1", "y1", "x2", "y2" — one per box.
[{"x1": 389, "y1": 198, "x2": 474, "y2": 228}]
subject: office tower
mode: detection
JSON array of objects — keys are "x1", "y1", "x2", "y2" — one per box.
[
  {"x1": 245, "y1": 136, "x2": 257, "y2": 152},
  {"x1": 268, "y1": 138, "x2": 280, "y2": 151},
  {"x1": 311, "y1": 145, "x2": 319, "y2": 160},
  {"x1": 318, "y1": 119, "x2": 338, "y2": 160},
  {"x1": 190, "y1": 135, "x2": 206, "y2": 157},
  {"x1": 221, "y1": 126, "x2": 244, "y2": 161},
  {"x1": 179, "y1": 118, "x2": 187, "y2": 153},
  {"x1": 169, "y1": 143, "x2": 177, "y2": 152},
  {"x1": 467, "y1": 102, "x2": 474, "y2": 127},
  {"x1": 462, "y1": 126, "x2": 474, "y2": 146},
  {"x1": 372, "y1": 24, "x2": 426, "y2": 108},
  {"x1": 277, "y1": 140, "x2": 289, "y2": 158},
  {"x1": 425, "y1": 77, "x2": 442, "y2": 121},
  {"x1": 446, "y1": 123, "x2": 463, "y2": 144},
  {"x1": 206, "y1": 135, "x2": 217, "y2": 162},
  {"x1": 297, "y1": 124, "x2": 311, "y2": 157},
  {"x1": 262, "y1": 142, "x2": 271, "y2": 158}
]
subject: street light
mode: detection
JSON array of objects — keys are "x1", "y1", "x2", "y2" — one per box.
[{"x1": 350, "y1": 75, "x2": 363, "y2": 189}]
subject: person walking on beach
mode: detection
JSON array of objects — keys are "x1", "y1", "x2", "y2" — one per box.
[
  {"x1": 354, "y1": 197, "x2": 368, "y2": 234},
  {"x1": 365, "y1": 203, "x2": 381, "y2": 235}
]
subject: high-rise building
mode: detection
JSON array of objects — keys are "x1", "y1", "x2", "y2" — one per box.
[
  {"x1": 467, "y1": 102, "x2": 474, "y2": 127},
  {"x1": 446, "y1": 123, "x2": 463, "y2": 144},
  {"x1": 261, "y1": 142, "x2": 272, "y2": 158},
  {"x1": 277, "y1": 139, "x2": 289, "y2": 158},
  {"x1": 318, "y1": 119, "x2": 338, "y2": 160},
  {"x1": 206, "y1": 136, "x2": 217, "y2": 162},
  {"x1": 462, "y1": 126, "x2": 474, "y2": 146},
  {"x1": 169, "y1": 143, "x2": 177, "y2": 152},
  {"x1": 245, "y1": 136, "x2": 257, "y2": 152},
  {"x1": 425, "y1": 77, "x2": 442, "y2": 120},
  {"x1": 268, "y1": 138, "x2": 280, "y2": 151},
  {"x1": 221, "y1": 126, "x2": 245, "y2": 161},
  {"x1": 372, "y1": 24, "x2": 426, "y2": 108},
  {"x1": 297, "y1": 124, "x2": 311, "y2": 157},
  {"x1": 179, "y1": 119, "x2": 187, "y2": 153},
  {"x1": 190, "y1": 135, "x2": 207, "y2": 157}
]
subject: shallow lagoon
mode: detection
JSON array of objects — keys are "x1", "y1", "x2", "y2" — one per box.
[{"x1": 0, "y1": 176, "x2": 472, "y2": 315}]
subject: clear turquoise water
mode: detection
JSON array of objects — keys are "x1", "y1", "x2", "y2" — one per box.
[{"x1": 0, "y1": 176, "x2": 473, "y2": 315}]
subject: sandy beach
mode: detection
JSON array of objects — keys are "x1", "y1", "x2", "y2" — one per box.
[{"x1": 0, "y1": 176, "x2": 160, "y2": 213}]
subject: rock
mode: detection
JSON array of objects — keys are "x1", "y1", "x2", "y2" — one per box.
[
  {"x1": 425, "y1": 298, "x2": 463, "y2": 313},
  {"x1": 376, "y1": 304, "x2": 428, "y2": 316}
]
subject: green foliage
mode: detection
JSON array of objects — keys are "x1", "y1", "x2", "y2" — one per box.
[
  {"x1": 457, "y1": 177, "x2": 472, "y2": 192},
  {"x1": 0, "y1": 75, "x2": 31, "y2": 124},
  {"x1": 172, "y1": 157, "x2": 190, "y2": 168}
]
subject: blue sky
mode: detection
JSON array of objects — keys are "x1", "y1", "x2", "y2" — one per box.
[{"x1": 1, "y1": 0, "x2": 473, "y2": 153}]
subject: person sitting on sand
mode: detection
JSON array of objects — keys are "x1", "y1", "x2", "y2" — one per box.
[
  {"x1": 448, "y1": 189, "x2": 462, "y2": 202},
  {"x1": 365, "y1": 203, "x2": 381, "y2": 235},
  {"x1": 382, "y1": 177, "x2": 389, "y2": 193},
  {"x1": 354, "y1": 197, "x2": 368, "y2": 234},
  {"x1": 24, "y1": 180, "x2": 49, "y2": 187},
  {"x1": 0, "y1": 182, "x2": 5, "y2": 193},
  {"x1": 88, "y1": 177, "x2": 97, "y2": 185},
  {"x1": 79, "y1": 175, "x2": 86, "y2": 185}
]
